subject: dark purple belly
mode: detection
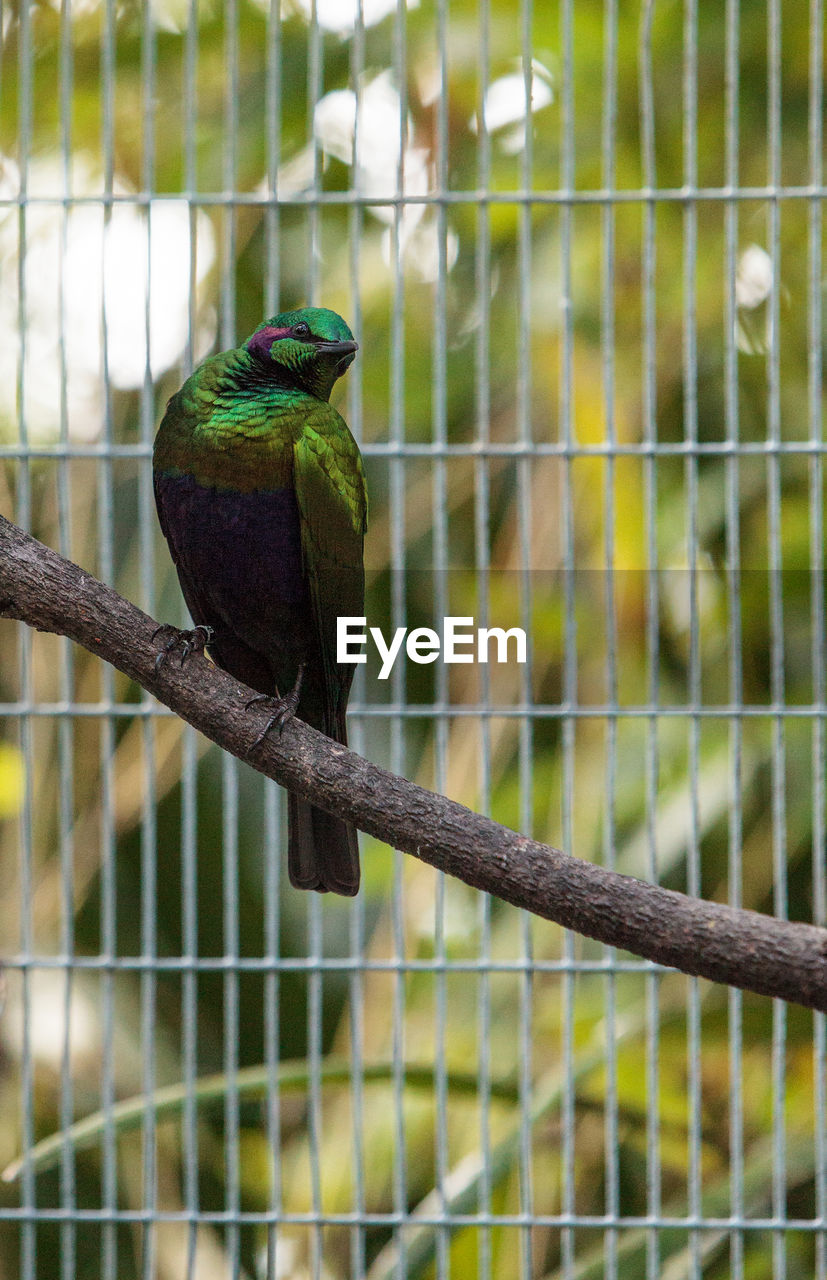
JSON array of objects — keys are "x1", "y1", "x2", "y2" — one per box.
[{"x1": 155, "y1": 470, "x2": 310, "y2": 655}]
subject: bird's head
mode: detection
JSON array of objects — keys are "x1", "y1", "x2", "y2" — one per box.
[{"x1": 245, "y1": 307, "x2": 358, "y2": 401}]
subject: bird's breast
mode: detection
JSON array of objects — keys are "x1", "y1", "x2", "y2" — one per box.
[{"x1": 155, "y1": 471, "x2": 309, "y2": 623}]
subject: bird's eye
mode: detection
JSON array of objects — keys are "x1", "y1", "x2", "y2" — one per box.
[{"x1": 293, "y1": 322, "x2": 311, "y2": 339}]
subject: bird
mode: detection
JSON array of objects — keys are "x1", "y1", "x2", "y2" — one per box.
[{"x1": 153, "y1": 307, "x2": 367, "y2": 896}]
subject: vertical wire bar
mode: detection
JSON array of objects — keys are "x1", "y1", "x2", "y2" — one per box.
[
  {"x1": 182, "y1": 0, "x2": 201, "y2": 1273},
  {"x1": 15, "y1": 0, "x2": 36, "y2": 1272},
  {"x1": 305, "y1": 11, "x2": 325, "y2": 1278},
  {"x1": 346, "y1": 847, "x2": 367, "y2": 1275},
  {"x1": 263, "y1": 4, "x2": 283, "y2": 1271},
  {"x1": 138, "y1": 644, "x2": 159, "y2": 1280},
  {"x1": 348, "y1": 10, "x2": 367, "y2": 1275},
  {"x1": 307, "y1": 0, "x2": 322, "y2": 304},
  {"x1": 723, "y1": 0, "x2": 745, "y2": 1273},
  {"x1": 389, "y1": 2, "x2": 410, "y2": 1270},
  {"x1": 222, "y1": 752, "x2": 241, "y2": 1279},
  {"x1": 682, "y1": 1, "x2": 702, "y2": 1274},
  {"x1": 474, "y1": 2, "x2": 493, "y2": 1275},
  {"x1": 222, "y1": 0, "x2": 239, "y2": 342},
  {"x1": 638, "y1": 5, "x2": 662, "y2": 1276},
  {"x1": 558, "y1": 0, "x2": 576, "y2": 1274},
  {"x1": 139, "y1": 2, "x2": 159, "y2": 1274},
  {"x1": 306, "y1": 884, "x2": 324, "y2": 1280},
  {"x1": 57, "y1": 0, "x2": 77, "y2": 1265},
  {"x1": 766, "y1": 3, "x2": 788, "y2": 1277},
  {"x1": 516, "y1": 2, "x2": 535, "y2": 1274},
  {"x1": 264, "y1": 0, "x2": 282, "y2": 314},
  {"x1": 347, "y1": 898, "x2": 366, "y2": 1280},
  {"x1": 263, "y1": 777, "x2": 282, "y2": 1280},
  {"x1": 181, "y1": 729, "x2": 200, "y2": 1280},
  {"x1": 807, "y1": 0, "x2": 826, "y2": 1272},
  {"x1": 599, "y1": 0, "x2": 619, "y2": 1272},
  {"x1": 139, "y1": 640, "x2": 159, "y2": 1280},
  {"x1": 432, "y1": 0, "x2": 450, "y2": 1271},
  {"x1": 99, "y1": 0, "x2": 118, "y2": 1271},
  {"x1": 219, "y1": 0, "x2": 242, "y2": 1269},
  {"x1": 15, "y1": 665, "x2": 35, "y2": 1280}
]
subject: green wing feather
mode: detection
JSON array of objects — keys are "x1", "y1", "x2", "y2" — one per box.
[{"x1": 293, "y1": 402, "x2": 368, "y2": 737}]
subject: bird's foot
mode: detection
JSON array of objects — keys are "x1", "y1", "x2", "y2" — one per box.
[
  {"x1": 246, "y1": 663, "x2": 305, "y2": 752},
  {"x1": 153, "y1": 623, "x2": 214, "y2": 671}
]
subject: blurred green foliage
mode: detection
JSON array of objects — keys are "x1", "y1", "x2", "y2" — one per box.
[{"x1": 0, "y1": 0, "x2": 825, "y2": 1276}]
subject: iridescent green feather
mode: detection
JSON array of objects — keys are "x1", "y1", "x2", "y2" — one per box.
[{"x1": 293, "y1": 400, "x2": 367, "y2": 727}]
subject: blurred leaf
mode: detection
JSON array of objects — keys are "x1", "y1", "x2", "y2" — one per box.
[{"x1": 2, "y1": 1059, "x2": 519, "y2": 1184}]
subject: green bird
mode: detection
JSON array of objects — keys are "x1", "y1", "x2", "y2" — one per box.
[{"x1": 153, "y1": 307, "x2": 367, "y2": 896}]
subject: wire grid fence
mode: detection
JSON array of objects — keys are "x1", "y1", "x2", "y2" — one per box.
[{"x1": 0, "y1": 0, "x2": 826, "y2": 1277}]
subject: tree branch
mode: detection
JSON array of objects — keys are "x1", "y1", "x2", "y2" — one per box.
[{"x1": 1, "y1": 512, "x2": 826, "y2": 1011}]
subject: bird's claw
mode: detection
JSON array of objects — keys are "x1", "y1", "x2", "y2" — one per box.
[
  {"x1": 153, "y1": 623, "x2": 214, "y2": 671},
  {"x1": 246, "y1": 663, "x2": 305, "y2": 751}
]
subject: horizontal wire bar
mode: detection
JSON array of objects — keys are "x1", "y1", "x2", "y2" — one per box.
[
  {"x1": 1, "y1": 184, "x2": 826, "y2": 208},
  {"x1": 0, "y1": 1207, "x2": 823, "y2": 1231},
  {"x1": 0, "y1": 955, "x2": 676, "y2": 975},
  {"x1": 1, "y1": 702, "x2": 825, "y2": 719},
  {"x1": 5, "y1": 440, "x2": 827, "y2": 460}
]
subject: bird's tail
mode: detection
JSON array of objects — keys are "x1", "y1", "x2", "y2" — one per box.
[{"x1": 287, "y1": 794, "x2": 360, "y2": 896}]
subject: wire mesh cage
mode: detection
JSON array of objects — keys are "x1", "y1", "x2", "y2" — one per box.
[{"x1": 0, "y1": 0, "x2": 825, "y2": 1276}]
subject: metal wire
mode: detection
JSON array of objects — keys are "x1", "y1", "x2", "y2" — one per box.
[{"x1": 1, "y1": 1, "x2": 826, "y2": 1279}]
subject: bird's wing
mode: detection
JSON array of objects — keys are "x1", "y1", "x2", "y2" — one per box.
[
  {"x1": 153, "y1": 389, "x2": 210, "y2": 617},
  {"x1": 152, "y1": 354, "x2": 232, "y2": 601},
  {"x1": 293, "y1": 403, "x2": 367, "y2": 739}
]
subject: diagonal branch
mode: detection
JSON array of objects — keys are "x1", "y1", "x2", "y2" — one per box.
[{"x1": 1, "y1": 512, "x2": 826, "y2": 1011}]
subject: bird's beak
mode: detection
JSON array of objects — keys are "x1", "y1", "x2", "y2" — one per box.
[{"x1": 316, "y1": 340, "x2": 359, "y2": 358}]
